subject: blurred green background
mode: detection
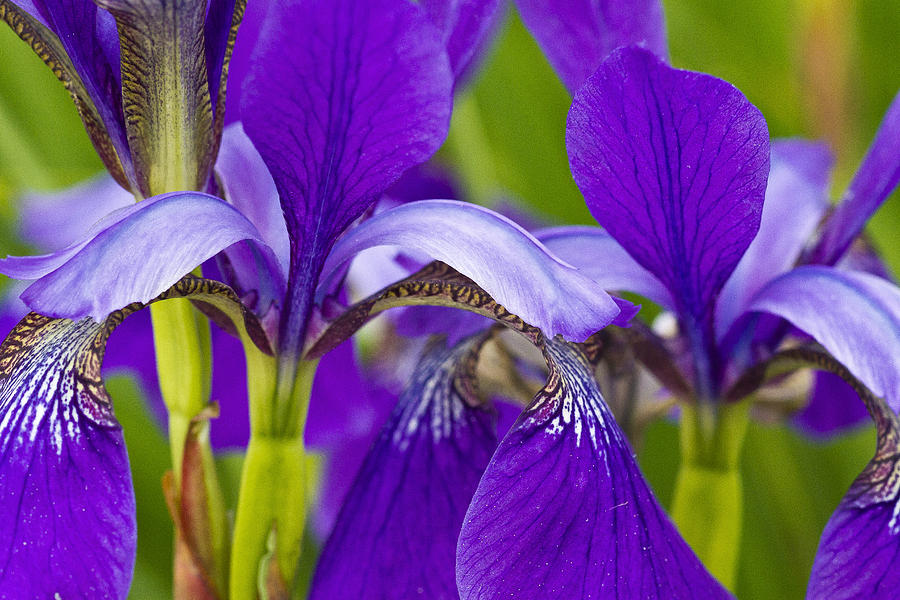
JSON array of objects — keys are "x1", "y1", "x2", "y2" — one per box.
[{"x1": 0, "y1": 1, "x2": 897, "y2": 598}]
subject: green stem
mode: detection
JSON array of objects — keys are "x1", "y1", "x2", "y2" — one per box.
[
  {"x1": 671, "y1": 401, "x2": 749, "y2": 590},
  {"x1": 229, "y1": 356, "x2": 318, "y2": 600}
]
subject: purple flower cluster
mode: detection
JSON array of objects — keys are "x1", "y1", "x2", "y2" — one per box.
[{"x1": 0, "y1": 0, "x2": 897, "y2": 599}]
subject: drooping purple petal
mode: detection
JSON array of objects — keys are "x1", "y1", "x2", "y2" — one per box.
[
  {"x1": 536, "y1": 225, "x2": 673, "y2": 307},
  {"x1": 319, "y1": 200, "x2": 623, "y2": 342},
  {"x1": 748, "y1": 266, "x2": 900, "y2": 410},
  {"x1": 241, "y1": 0, "x2": 453, "y2": 312},
  {"x1": 422, "y1": 0, "x2": 505, "y2": 84},
  {"x1": 456, "y1": 338, "x2": 730, "y2": 599},
  {"x1": 716, "y1": 139, "x2": 832, "y2": 335},
  {"x1": 0, "y1": 314, "x2": 136, "y2": 598},
  {"x1": 809, "y1": 91, "x2": 900, "y2": 266},
  {"x1": 567, "y1": 46, "x2": 769, "y2": 359},
  {"x1": 310, "y1": 336, "x2": 497, "y2": 600},
  {"x1": 0, "y1": 192, "x2": 269, "y2": 320},
  {"x1": 515, "y1": 0, "x2": 667, "y2": 93},
  {"x1": 18, "y1": 173, "x2": 133, "y2": 251},
  {"x1": 806, "y1": 373, "x2": 900, "y2": 600}
]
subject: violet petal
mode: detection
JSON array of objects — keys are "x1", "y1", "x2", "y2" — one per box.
[
  {"x1": 810, "y1": 91, "x2": 900, "y2": 265},
  {"x1": 456, "y1": 338, "x2": 730, "y2": 599},
  {"x1": 318, "y1": 200, "x2": 622, "y2": 342},
  {"x1": 567, "y1": 46, "x2": 769, "y2": 340},
  {"x1": 0, "y1": 314, "x2": 136, "y2": 598},
  {"x1": 515, "y1": 0, "x2": 667, "y2": 93},
  {"x1": 716, "y1": 139, "x2": 832, "y2": 335},
  {"x1": 241, "y1": 0, "x2": 453, "y2": 278},
  {"x1": 748, "y1": 266, "x2": 900, "y2": 409},
  {"x1": 310, "y1": 336, "x2": 496, "y2": 599},
  {"x1": 0, "y1": 192, "x2": 269, "y2": 320},
  {"x1": 422, "y1": 0, "x2": 505, "y2": 84}
]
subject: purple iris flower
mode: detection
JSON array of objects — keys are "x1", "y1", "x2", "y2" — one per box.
[
  {"x1": 0, "y1": 0, "x2": 629, "y2": 597},
  {"x1": 511, "y1": 1, "x2": 900, "y2": 596}
]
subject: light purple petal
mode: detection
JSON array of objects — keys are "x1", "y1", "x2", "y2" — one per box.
[
  {"x1": 536, "y1": 225, "x2": 673, "y2": 307},
  {"x1": 567, "y1": 47, "x2": 769, "y2": 341},
  {"x1": 0, "y1": 192, "x2": 269, "y2": 320},
  {"x1": 716, "y1": 139, "x2": 832, "y2": 335},
  {"x1": 319, "y1": 200, "x2": 622, "y2": 342},
  {"x1": 310, "y1": 337, "x2": 496, "y2": 599},
  {"x1": 18, "y1": 173, "x2": 133, "y2": 251},
  {"x1": 241, "y1": 0, "x2": 453, "y2": 284},
  {"x1": 515, "y1": 0, "x2": 667, "y2": 93},
  {"x1": 810, "y1": 91, "x2": 900, "y2": 265},
  {"x1": 456, "y1": 338, "x2": 730, "y2": 599},
  {"x1": 748, "y1": 266, "x2": 900, "y2": 409},
  {"x1": 0, "y1": 315, "x2": 136, "y2": 598}
]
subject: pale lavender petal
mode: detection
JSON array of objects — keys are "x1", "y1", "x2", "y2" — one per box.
[
  {"x1": 810, "y1": 91, "x2": 900, "y2": 265},
  {"x1": 0, "y1": 192, "x2": 269, "y2": 320},
  {"x1": 515, "y1": 0, "x2": 667, "y2": 92},
  {"x1": 537, "y1": 225, "x2": 673, "y2": 307},
  {"x1": 793, "y1": 371, "x2": 868, "y2": 438},
  {"x1": 319, "y1": 200, "x2": 622, "y2": 342},
  {"x1": 456, "y1": 338, "x2": 730, "y2": 599},
  {"x1": 18, "y1": 173, "x2": 133, "y2": 250},
  {"x1": 241, "y1": 0, "x2": 453, "y2": 288},
  {"x1": 0, "y1": 315, "x2": 136, "y2": 598},
  {"x1": 716, "y1": 139, "x2": 832, "y2": 335},
  {"x1": 748, "y1": 266, "x2": 900, "y2": 409},
  {"x1": 567, "y1": 47, "x2": 769, "y2": 342},
  {"x1": 310, "y1": 337, "x2": 496, "y2": 599}
]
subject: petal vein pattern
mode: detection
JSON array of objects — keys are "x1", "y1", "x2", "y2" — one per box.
[
  {"x1": 0, "y1": 314, "x2": 135, "y2": 599},
  {"x1": 456, "y1": 338, "x2": 730, "y2": 600}
]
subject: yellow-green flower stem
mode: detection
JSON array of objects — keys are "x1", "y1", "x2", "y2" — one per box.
[
  {"x1": 671, "y1": 401, "x2": 749, "y2": 591},
  {"x1": 149, "y1": 296, "x2": 212, "y2": 487},
  {"x1": 230, "y1": 354, "x2": 319, "y2": 600}
]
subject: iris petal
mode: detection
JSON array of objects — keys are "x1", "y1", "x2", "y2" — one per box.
[
  {"x1": 567, "y1": 46, "x2": 769, "y2": 372},
  {"x1": 748, "y1": 266, "x2": 900, "y2": 409},
  {"x1": 515, "y1": 0, "x2": 667, "y2": 93},
  {"x1": 0, "y1": 192, "x2": 270, "y2": 321},
  {"x1": 318, "y1": 200, "x2": 622, "y2": 342},
  {"x1": 0, "y1": 314, "x2": 135, "y2": 598},
  {"x1": 456, "y1": 338, "x2": 730, "y2": 599},
  {"x1": 241, "y1": 0, "x2": 453, "y2": 289},
  {"x1": 310, "y1": 335, "x2": 496, "y2": 599}
]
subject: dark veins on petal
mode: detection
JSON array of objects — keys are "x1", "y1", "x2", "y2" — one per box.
[
  {"x1": 310, "y1": 334, "x2": 497, "y2": 599},
  {"x1": 456, "y1": 337, "x2": 730, "y2": 600}
]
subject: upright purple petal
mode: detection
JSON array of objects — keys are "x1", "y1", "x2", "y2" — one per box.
[
  {"x1": 456, "y1": 338, "x2": 730, "y2": 599},
  {"x1": 515, "y1": 0, "x2": 667, "y2": 93},
  {"x1": 810, "y1": 91, "x2": 900, "y2": 266},
  {"x1": 422, "y1": 0, "x2": 505, "y2": 85},
  {"x1": 0, "y1": 314, "x2": 136, "y2": 598},
  {"x1": 318, "y1": 200, "x2": 622, "y2": 342},
  {"x1": 567, "y1": 47, "x2": 769, "y2": 364},
  {"x1": 716, "y1": 140, "x2": 832, "y2": 335},
  {"x1": 793, "y1": 371, "x2": 868, "y2": 438},
  {"x1": 241, "y1": 0, "x2": 453, "y2": 317},
  {"x1": 748, "y1": 266, "x2": 900, "y2": 410},
  {"x1": 2, "y1": 0, "x2": 133, "y2": 186},
  {"x1": 310, "y1": 336, "x2": 497, "y2": 600},
  {"x1": 0, "y1": 192, "x2": 269, "y2": 320}
]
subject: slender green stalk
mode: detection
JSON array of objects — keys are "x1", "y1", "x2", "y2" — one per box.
[{"x1": 671, "y1": 401, "x2": 749, "y2": 590}]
